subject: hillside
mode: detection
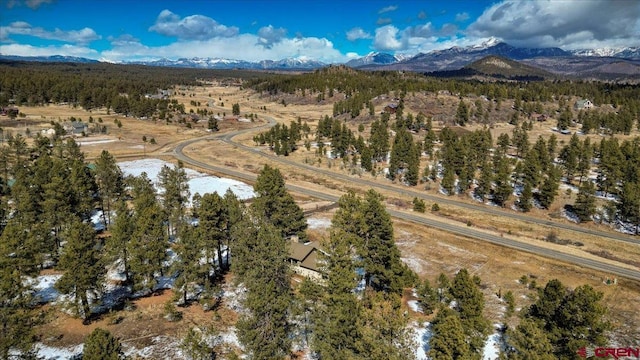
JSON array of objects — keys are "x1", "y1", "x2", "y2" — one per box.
[{"x1": 425, "y1": 55, "x2": 554, "y2": 80}]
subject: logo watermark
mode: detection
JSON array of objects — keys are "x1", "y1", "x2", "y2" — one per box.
[{"x1": 577, "y1": 347, "x2": 640, "y2": 359}]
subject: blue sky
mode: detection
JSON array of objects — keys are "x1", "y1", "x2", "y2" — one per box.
[{"x1": 1, "y1": 0, "x2": 639, "y2": 62}]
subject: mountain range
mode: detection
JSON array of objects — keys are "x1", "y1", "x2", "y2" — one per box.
[{"x1": 2, "y1": 39, "x2": 639, "y2": 79}]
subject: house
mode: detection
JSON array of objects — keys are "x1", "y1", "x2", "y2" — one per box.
[
  {"x1": 530, "y1": 113, "x2": 547, "y2": 122},
  {"x1": 289, "y1": 240, "x2": 323, "y2": 281},
  {"x1": 63, "y1": 121, "x2": 88, "y2": 136},
  {"x1": 574, "y1": 99, "x2": 593, "y2": 110},
  {"x1": 0, "y1": 106, "x2": 19, "y2": 117},
  {"x1": 384, "y1": 103, "x2": 398, "y2": 114}
]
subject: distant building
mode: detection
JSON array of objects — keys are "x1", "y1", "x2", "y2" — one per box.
[
  {"x1": 384, "y1": 103, "x2": 398, "y2": 114},
  {"x1": 574, "y1": 99, "x2": 593, "y2": 110},
  {"x1": 288, "y1": 239, "x2": 324, "y2": 281},
  {"x1": 530, "y1": 113, "x2": 548, "y2": 122},
  {"x1": 63, "y1": 121, "x2": 88, "y2": 136},
  {"x1": 0, "y1": 106, "x2": 19, "y2": 117}
]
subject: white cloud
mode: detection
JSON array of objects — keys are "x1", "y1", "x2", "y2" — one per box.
[
  {"x1": 376, "y1": 17, "x2": 392, "y2": 26},
  {"x1": 149, "y1": 9, "x2": 239, "y2": 40},
  {"x1": 0, "y1": 43, "x2": 98, "y2": 57},
  {"x1": 99, "y1": 33, "x2": 349, "y2": 63},
  {"x1": 5, "y1": 0, "x2": 53, "y2": 9},
  {"x1": 455, "y1": 12, "x2": 469, "y2": 22},
  {"x1": 379, "y1": 5, "x2": 398, "y2": 14},
  {"x1": 257, "y1": 25, "x2": 287, "y2": 48},
  {"x1": 25, "y1": 0, "x2": 52, "y2": 9},
  {"x1": 0, "y1": 21, "x2": 100, "y2": 44},
  {"x1": 346, "y1": 27, "x2": 372, "y2": 41},
  {"x1": 468, "y1": 0, "x2": 640, "y2": 49},
  {"x1": 373, "y1": 25, "x2": 405, "y2": 51}
]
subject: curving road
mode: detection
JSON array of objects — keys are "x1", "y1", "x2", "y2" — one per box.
[{"x1": 173, "y1": 117, "x2": 640, "y2": 282}]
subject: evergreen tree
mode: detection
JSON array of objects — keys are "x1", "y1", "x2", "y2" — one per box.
[
  {"x1": 505, "y1": 318, "x2": 555, "y2": 360},
  {"x1": 105, "y1": 200, "x2": 134, "y2": 284},
  {"x1": 234, "y1": 216, "x2": 292, "y2": 360},
  {"x1": 475, "y1": 160, "x2": 493, "y2": 201},
  {"x1": 538, "y1": 165, "x2": 561, "y2": 209},
  {"x1": 359, "y1": 189, "x2": 411, "y2": 293},
  {"x1": 429, "y1": 308, "x2": 471, "y2": 360},
  {"x1": 312, "y1": 229, "x2": 364, "y2": 359},
  {"x1": 94, "y1": 150, "x2": 124, "y2": 228},
  {"x1": 83, "y1": 328, "x2": 124, "y2": 360},
  {"x1": 252, "y1": 165, "x2": 307, "y2": 240},
  {"x1": 416, "y1": 278, "x2": 438, "y2": 315},
  {"x1": 56, "y1": 219, "x2": 104, "y2": 321},
  {"x1": 526, "y1": 280, "x2": 610, "y2": 358},
  {"x1": 198, "y1": 192, "x2": 229, "y2": 277},
  {"x1": 0, "y1": 221, "x2": 39, "y2": 358},
  {"x1": 173, "y1": 226, "x2": 206, "y2": 305},
  {"x1": 158, "y1": 162, "x2": 190, "y2": 237},
  {"x1": 450, "y1": 269, "x2": 488, "y2": 352},
  {"x1": 493, "y1": 155, "x2": 512, "y2": 207},
  {"x1": 573, "y1": 181, "x2": 596, "y2": 222},
  {"x1": 441, "y1": 166, "x2": 456, "y2": 195},
  {"x1": 518, "y1": 182, "x2": 533, "y2": 212},
  {"x1": 456, "y1": 99, "x2": 469, "y2": 126},
  {"x1": 129, "y1": 201, "x2": 167, "y2": 292},
  {"x1": 618, "y1": 181, "x2": 640, "y2": 234}
]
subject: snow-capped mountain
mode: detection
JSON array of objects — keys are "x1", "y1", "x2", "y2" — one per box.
[
  {"x1": 127, "y1": 56, "x2": 325, "y2": 70},
  {"x1": 571, "y1": 47, "x2": 640, "y2": 59},
  {"x1": 346, "y1": 52, "x2": 405, "y2": 67}
]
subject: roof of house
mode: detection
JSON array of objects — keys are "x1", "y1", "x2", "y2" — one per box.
[{"x1": 289, "y1": 241, "x2": 322, "y2": 272}]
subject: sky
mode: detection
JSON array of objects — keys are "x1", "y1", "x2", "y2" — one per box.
[{"x1": 1, "y1": 0, "x2": 639, "y2": 63}]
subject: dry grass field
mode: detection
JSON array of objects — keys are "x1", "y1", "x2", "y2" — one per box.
[{"x1": 7, "y1": 82, "x2": 639, "y2": 347}]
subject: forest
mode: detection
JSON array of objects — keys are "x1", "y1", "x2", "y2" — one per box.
[
  {"x1": 0, "y1": 61, "x2": 633, "y2": 358},
  {"x1": 0, "y1": 131, "x2": 613, "y2": 359},
  {"x1": 250, "y1": 68, "x2": 640, "y2": 234}
]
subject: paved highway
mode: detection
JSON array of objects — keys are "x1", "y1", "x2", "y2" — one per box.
[{"x1": 173, "y1": 118, "x2": 640, "y2": 282}]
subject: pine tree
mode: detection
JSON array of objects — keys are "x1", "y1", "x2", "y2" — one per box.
[
  {"x1": 456, "y1": 99, "x2": 469, "y2": 126},
  {"x1": 574, "y1": 181, "x2": 596, "y2": 222},
  {"x1": 493, "y1": 155, "x2": 512, "y2": 207},
  {"x1": 429, "y1": 308, "x2": 471, "y2": 360},
  {"x1": 0, "y1": 221, "x2": 39, "y2": 358},
  {"x1": 105, "y1": 200, "x2": 134, "y2": 284},
  {"x1": 538, "y1": 165, "x2": 561, "y2": 209},
  {"x1": 441, "y1": 166, "x2": 456, "y2": 195},
  {"x1": 83, "y1": 328, "x2": 124, "y2": 360},
  {"x1": 158, "y1": 162, "x2": 190, "y2": 237},
  {"x1": 56, "y1": 219, "x2": 105, "y2": 321},
  {"x1": 359, "y1": 189, "x2": 411, "y2": 293},
  {"x1": 526, "y1": 280, "x2": 610, "y2": 358},
  {"x1": 518, "y1": 182, "x2": 533, "y2": 212},
  {"x1": 252, "y1": 165, "x2": 307, "y2": 240},
  {"x1": 416, "y1": 278, "x2": 438, "y2": 315},
  {"x1": 234, "y1": 216, "x2": 292, "y2": 360},
  {"x1": 450, "y1": 269, "x2": 488, "y2": 352},
  {"x1": 618, "y1": 181, "x2": 640, "y2": 234},
  {"x1": 173, "y1": 226, "x2": 206, "y2": 305},
  {"x1": 94, "y1": 150, "x2": 124, "y2": 228},
  {"x1": 312, "y1": 229, "x2": 364, "y2": 359},
  {"x1": 505, "y1": 318, "x2": 555, "y2": 360},
  {"x1": 198, "y1": 192, "x2": 229, "y2": 278},
  {"x1": 129, "y1": 201, "x2": 167, "y2": 292},
  {"x1": 475, "y1": 160, "x2": 493, "y2": 201}
]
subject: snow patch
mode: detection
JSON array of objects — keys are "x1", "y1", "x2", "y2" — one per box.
[
  {"x1": 35, "y1": 343, "x2": 83, "y2": 360},
  {"x1": 306, "y1": 217, "x2": 331, "y2": 230},
  {"x1": 411, "y1": 322, "x2": 432, "y2": 360},
  {"x1": 407, "y1": 300, "x2": 423, "y2": 313},
  {"x1": 118, "y1": 158, "x2": 254, "y2": 202},
  {"x1": 28, "y1": 274, "x2": 63, "y2": 304}
]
